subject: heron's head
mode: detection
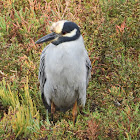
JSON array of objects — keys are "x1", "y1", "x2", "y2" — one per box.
[{"x1": 35, "y1": 20, "x2": 81, "y2": 45}]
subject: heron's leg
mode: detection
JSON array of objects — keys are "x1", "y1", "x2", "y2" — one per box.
[
  {"x1": 72, "y1": 100, "x2": 78, "y2": 125},
  {"x1": 51, "y1": 101, "x2": 55, "y2": 122}
]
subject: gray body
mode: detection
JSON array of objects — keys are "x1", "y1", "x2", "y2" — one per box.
[{"x1": 39, "y1": 35, "x2": 91, "y2": 112}]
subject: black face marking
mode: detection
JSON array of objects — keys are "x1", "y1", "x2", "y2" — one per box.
[
  {"x1": 62, "y1": 22, "x2": 80, "y2": 34},
  {"x1": 52, "y1": 21, "x2": 81, "y2": 45}
]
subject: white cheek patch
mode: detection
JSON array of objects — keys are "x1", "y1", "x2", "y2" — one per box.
[{"x1": 63, "y1": 29, "x2": 77, "y2": 37}]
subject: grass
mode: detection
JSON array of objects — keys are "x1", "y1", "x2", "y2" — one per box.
[{"x1": 0, "y1": 0, "x2": 140, "y2": 139}]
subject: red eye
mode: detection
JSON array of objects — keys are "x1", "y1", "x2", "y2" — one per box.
[{"x1": 62, "y1": 31, "x2": 67, "y2": 35}]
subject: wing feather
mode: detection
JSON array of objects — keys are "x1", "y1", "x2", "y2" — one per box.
[
  {"x1": 85, "y1": 51, "x2": 92, "y2": 87},
  {"x1": 38, "y1": 46, "x2": 49, "y2": 94}
]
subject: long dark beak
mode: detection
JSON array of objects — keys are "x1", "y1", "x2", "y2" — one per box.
[{"x1": 35, "y1": 32, "x2": 57, "y2": 44}]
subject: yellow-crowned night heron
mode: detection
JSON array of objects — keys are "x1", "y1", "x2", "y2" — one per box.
[{"x1": 35, "y1": 20, "x2": 91, "y2": 124}]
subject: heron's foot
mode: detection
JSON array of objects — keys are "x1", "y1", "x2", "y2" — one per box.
[{"x1": 72, "y1": 100, "x2": 78, "y2": 125}]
